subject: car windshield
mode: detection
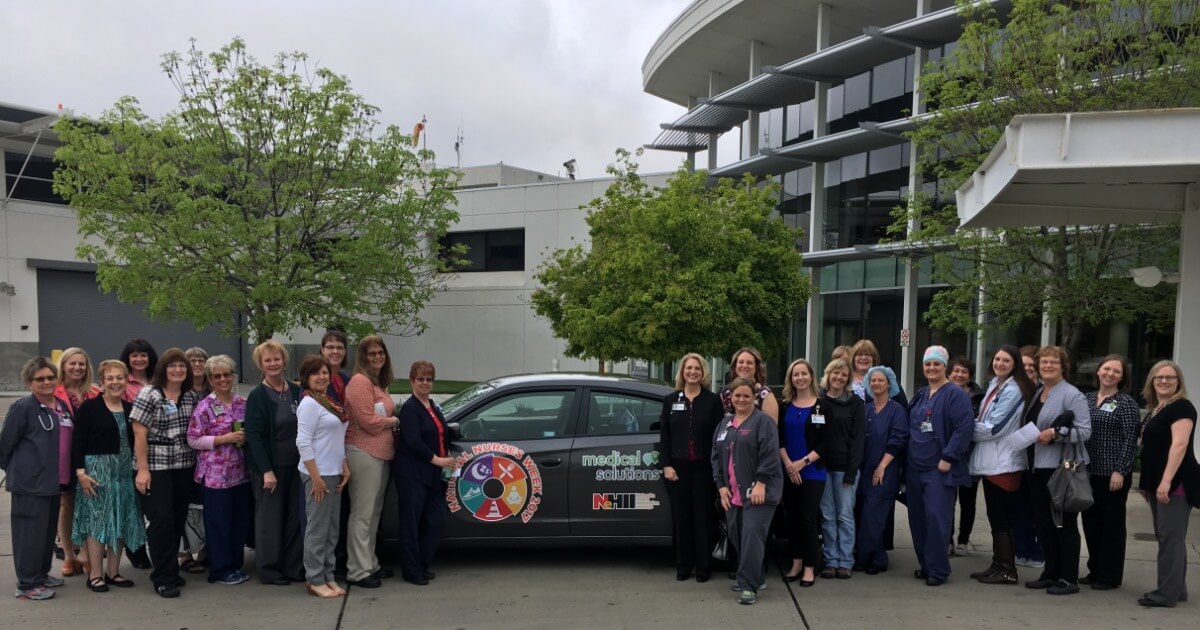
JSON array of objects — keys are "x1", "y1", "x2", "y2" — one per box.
[{"x1": 439, "y1": 380, "x2": 496, "y2": 417}]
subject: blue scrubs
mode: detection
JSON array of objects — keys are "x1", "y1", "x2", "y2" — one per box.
[{"x1": 856, "y1": 399, "x2": 907, "y2": 568}]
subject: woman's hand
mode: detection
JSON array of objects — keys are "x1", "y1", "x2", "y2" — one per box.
[
  {"x1": 1037, "y1": 428, "x2": 1057, "y2": 444},
  {"x1": 1156, "y1": 480, "x2": 1172, "y2": 504},
  {"x1": 663, "y1": 465, "x2": 678, "y2": 482},
  {"x1": 937, "y1": 459, "x2": 951, "y2": 473},
  {"x1": 78, "y1": 472, "x2": 99, "y2": 497},
  {"x1": 217, "y1": 430, "x2": 245, "y2": 447},
  {"x1": 1109, "y1": 472, "x2": 1124, "y2": 492},
  {"x1": 262, "y1": 471, "x2": 278, "y2": 493},
  {"x1": 310, "y1": 476, "x2": 329, "y2": 502},
  {"x1": 718, "y1": 487, "x2": 732, "y2": 511},
  {"x1": 337, "y1": 463, "x2": 351, "y2": 492},
  {"x1": 135, "y1": 469, "x2": 151, "y2": 495},
  {"x1": 750, "y1": 482, "x2": 766, "y2": 505},
  {"x1": 873, "y1": 464, "x2": 887, "y2": 486},
  {"x1": 432, "y1": 455, "x2": 455, "y2": 470}
]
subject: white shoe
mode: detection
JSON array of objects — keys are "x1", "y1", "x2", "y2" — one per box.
[{"x1": 951, "y1": 543, "x2": 971, "y2": 557}]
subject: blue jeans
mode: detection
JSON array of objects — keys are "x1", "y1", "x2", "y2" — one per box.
[{"x1": 820, "y1": 471, "x2": 857, "y2": 568}]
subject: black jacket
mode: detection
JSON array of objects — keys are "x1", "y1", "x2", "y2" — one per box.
[
  {"x1": 658, "y1": 388, "x2": 723, "y2": 468},
  {"x1": 393, "y1": 396, "x2": 452, "y2": 488},
  {"x1": 71, "y1": 396, "x2": 134, "y2": 472},
  {"x1": 816, "y1": 390, "x2": 867, "y2": 485}
]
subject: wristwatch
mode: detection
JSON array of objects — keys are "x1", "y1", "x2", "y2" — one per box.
[{"x1": 801, "y1": 456, "x2": 811, "y2": 465}]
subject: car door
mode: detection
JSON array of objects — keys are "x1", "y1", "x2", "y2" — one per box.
[
  {"x1": 444, "y1": 387, "x2": 577, "y2": 540},
  {"x1": 567, "y1": 387, "x2": 672, "y2": 538}
]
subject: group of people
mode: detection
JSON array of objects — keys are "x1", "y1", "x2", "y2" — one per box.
[
  {"x1": 0, "y1": 333, "x2": 456, "y2": 601},
  {"x1": 659, "y1": 343, "x2": 1198, "y2": 608}
]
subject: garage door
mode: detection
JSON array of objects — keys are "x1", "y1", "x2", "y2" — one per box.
[{"x1": 36, "y1": 268, "x2": 244, "y2": 378}]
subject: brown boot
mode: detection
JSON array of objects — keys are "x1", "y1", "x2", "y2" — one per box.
[{"x1": 978, "y1": 531, "x2": 1018, "y2": 585}]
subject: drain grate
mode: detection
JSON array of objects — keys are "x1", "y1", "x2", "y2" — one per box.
[{"x1": 1133, "y1": 532, "x2": 1156, "y2": 542}]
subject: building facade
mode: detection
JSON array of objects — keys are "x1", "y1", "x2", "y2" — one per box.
[{"x1": 641, "y1": 0, "x2": 1173, "y2": 390}]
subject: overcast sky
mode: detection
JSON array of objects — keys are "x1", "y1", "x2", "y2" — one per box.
[{"x1": 1, "y1": 0, "x2": 707, "y2": 179}]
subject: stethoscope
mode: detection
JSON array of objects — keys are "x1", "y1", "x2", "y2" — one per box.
[{"x1": 36, "y1": 405, "x2": 60, "y2": 432}]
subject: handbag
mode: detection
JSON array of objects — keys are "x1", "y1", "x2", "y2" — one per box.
[
  {"x1": 1047, "y1": 428, "x2": 1094, "y2": 526},
  {"x1": 712, "y1": 517, "x2": 729, "y2": 561}
]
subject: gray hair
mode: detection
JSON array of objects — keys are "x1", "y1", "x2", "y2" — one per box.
[
  {"x1": 204, "y1": 354, "x2": 237, "y2": 378},
  {"x1": 21, "y1": 356, "x2": 57, "y2": 385}
]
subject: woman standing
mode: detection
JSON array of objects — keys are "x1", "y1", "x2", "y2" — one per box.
[
  {"x1": 344, "y1": 335, "x2": 399, "y2": 588},
  {"x1": 187, "y1": 355, "x2": 251, "y2": 586},
  {"x1": 1022, "y1": 346, "x2": 1091, "y2": 596},
  {"x1": 1080, "y1": 355, "x2": 1140, "y2": 591},
  {"x1": 816, "y1": 358, "x2": 865, "y2": 580},
  {"x1": 967, "y1": 345, "x2": 1034, "y2": 585},
  {"x1": 394, "y1": 361, "x2": 456, "y2": 586},
  {"x1": 0, "y1": 358, "x2": 66, "y2": 601},
  {"x1": 296, "y1": 355, "x2": 351, "y2": 598},
  {"x1": 855, "y1": 366, "x2": 907, "y2": 574},
  {"x1": 72, "y1": 360, "x2": 146, "y2": 593},
  {"x1": 185, "y1": 347, "x2": 211, "y2": 397},
  {"x1": 720, "y1": 348, "x2": 779, "y2": 422},
  {"x1": 120, "y1": 339, "x2": 158, "y2": 404},
  {"x1": 130, "y1": 348, "x2": 201, "y2": 598},
  {"x1": 659, "y1": 353, "x2": 723, "y2": 582},
  {"x1": 949, "y1": 356, "x2": 984, "y2": 557},
  {"x1": 1013, "y1": 344, "x2": 1044, "y2": 569},
  {"x1": 244, "y1": 340, "x2": 305, "y2": 586},
  {"x1": 712, "y1": 377, "x2": 783, "y2": 605},
  {"x1": 1136, "y1": 361, "x2": 1198, "y2": 608},
  {"x1": 905, "y1": 346, "x2": 975, "y2": 586},
  {"x1": 778, "y1": 359, "x2": 824, "y2": 586},
  {"x1": 53, "y1": 348, "x2": 100, "y2": 577},
  {"x1": 180, "y1": 346, "x2": 211, "y2": 574}
]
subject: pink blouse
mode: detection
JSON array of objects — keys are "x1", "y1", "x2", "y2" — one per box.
[
  {"x1": 187, "y1": 394, "x2": 249, "y2": 489},
  {"x1": 345, "y1": 373, "x2": 396, "y2": 461}
]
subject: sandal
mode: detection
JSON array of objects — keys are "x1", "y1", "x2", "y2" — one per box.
[
  {"x1": 87, "y1": 577, "x2": 109, "y2": 593},
  {"x1": 104, "y1": 573, "x2": 135, "y2": 588},
  {"x1": 819, "y1": 568, "x2": 836, "y2": 579},
  {"x1": 179, "y1": 557, "x2": 205, "y2": 574}
]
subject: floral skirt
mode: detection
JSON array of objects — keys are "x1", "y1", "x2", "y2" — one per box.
[{"x1": 72, "y1": 453, "x2": 146, "y2": 550}]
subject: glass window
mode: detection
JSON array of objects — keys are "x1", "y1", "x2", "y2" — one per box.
[
  {"x1": 4, "y1": 154, "x2": 67, "y2": 204},
  {"x1": 837, "y1": 259, "x2": 865, "y2": 291},
  {"x1": 767, "y1": 108, "x2": 784, "y2": 149},
  {"x1": 819, "y1": 265, "x2": 837, "y2": 290},
  {"x1": 826, "y1": 84, "x2": 844, "y2": 122},
  {"x1": 456, "y1": 390, "x2": 576, "y2": 440},
  {"x1": 865, "y1": 257, "x2": 899, "y2": 289},
  {"x1": 905, "y1": 54, "x2": 916, "y2": 92},
  {"x1": 872, "y1": 58, "x2": 906, "y2": 103},
  {"x1": 585, "y1": 391, "x2": 661, "y2": 435},
  {"x1": 843, "y1": 72, "x2": 871, "y2": 115},
  {"x1": 869, "y1": 145, "x2": 903, "y2": 175},
  {"x1": 785, "y1": 104, "x2": 801, "y2": 142},
  {"x1": 842, "y1": 152, "x2": 867, "y2": 182},
  {"x1": 439, "y1": 229, "x2": 525, "y2": 272},
  {"x1": 799, "y1": 100, "x2": 815, "y2": 136}
]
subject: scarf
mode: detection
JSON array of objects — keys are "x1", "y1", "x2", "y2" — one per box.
[{"x1": 305, "y1": 389, "x2": 348, "y2": 423}]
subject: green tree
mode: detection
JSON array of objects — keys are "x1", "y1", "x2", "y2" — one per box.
[
  {"x1": 53, "y1": 38, "x2": 460, "y2": 343},
  {"x1": 894, "y1": 0, "x2": 1193, "y2": 354},
  {"x1": 531, "y1": 150, "x2": 810, "y2": 367}
]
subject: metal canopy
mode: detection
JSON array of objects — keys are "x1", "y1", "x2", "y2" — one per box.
[
  {"x1": 955, "y1": 109, "x2": 1200, "y2": 460},
  {"x1": 709, "y1": 117, "x2": 918, "y2": 179}
]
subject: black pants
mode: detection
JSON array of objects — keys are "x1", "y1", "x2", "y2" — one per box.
[
  {"x1": 952, "y1": 478, "x2": 979, "y2": 545},
  {"x1": 1080, "y1": 473, "x2": 1131, "y2": 586},
  {"x1": 139, "y1": 468, "x2": 195, "y2": 588},
  {"x1": 251, "y1": 468, "x2": 304, "y2": 583},
  {"x1": 1029, "y1": 468, "x2": 1081, "y2": 583},
  {"x1": 982, "y1": 476, "x2": 1021, "y2": 533},
  {"x1": 395, "y1": 475, "x2": 448, "y2": 581},
  {"x1": 334, "y1": 482, "x2": 352, "y2": 576},
  {"x1": 11, "y1": 493, "x2": 58, "y2": 591},
  {"x1": 781, "y1": 478, "x2": 824, "y2": 568},
  {"x1": 666, "y1": 460, "x2": 716, "y2": 575}
]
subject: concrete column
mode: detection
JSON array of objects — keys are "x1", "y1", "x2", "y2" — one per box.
[
  {"x1": 708, "y1": 72, "x2": 721, "y2": 169},
  {"x1": 746, "y1": 40, "x2": 762, "y2": 158},
  {"x1": 899, "y1": 2, "x2": 930, "y2": 394},
  {"x1": 804, "y1": 4, "x2": 833, "y2": 363},
  {"x1": 1174, "y1": 185, "x2": 1200, "y2": 448}
]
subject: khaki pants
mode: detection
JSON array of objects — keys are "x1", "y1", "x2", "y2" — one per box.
[{"x1": 345, "y1": 447, "x2": 389, "y2": 581}]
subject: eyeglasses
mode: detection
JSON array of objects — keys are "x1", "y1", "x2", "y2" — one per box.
[
  {"x1": 413, "y1": 377, "x2": 434, "y2": 383},
  {"x1": 210, "y1": 372, "x2": 234, "y2": 381},
  {"x1": 322, "y1": 344, "x2": 345, "y2": 351},
  {"x1": 366, "y1": 350, "x2": 386, "y2": 358},
  {"x1": 1153, "y1": 375, "x2": 1179, "y2": 382},
  {"x1": 30, "y1": 375, "x2": 56, "y2": 383}
]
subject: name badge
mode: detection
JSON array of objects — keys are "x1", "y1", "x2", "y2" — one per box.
[
  {"x1": 164, "y1": 401, "x2": 178, "y2": 415},
  {"x1": 716, "y1": 430, "x2": 728, "y2": 441},
  {"x1": 811, "y1": 414, "x2": 825, "y2": 425},
  {"x1": 672, "y1": 403, "x2": 687, "y2": 412},
  {"x1": 920, "y1": 420, "x2": 933, "y2": 433},
  {"x1": 1100, "y1": 401, "x2": 1117, "y2": 413}
]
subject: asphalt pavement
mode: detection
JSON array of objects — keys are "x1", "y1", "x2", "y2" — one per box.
[{"x1": 1, "y1": 395, "x2": 1197, "y2": 628}]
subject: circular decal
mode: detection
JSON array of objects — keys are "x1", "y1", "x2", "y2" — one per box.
[{"x1": 446, "y1": 443, "x2": 543, "y2": 523}]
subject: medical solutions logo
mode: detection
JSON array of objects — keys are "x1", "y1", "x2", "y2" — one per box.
[{"x1": 580, "y1": 449, "x2": 662, "y2": 481}]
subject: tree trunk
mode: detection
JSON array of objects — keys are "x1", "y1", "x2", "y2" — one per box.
[{"x1": 598, "y1": 358, "x2": 606, "y2": 374}]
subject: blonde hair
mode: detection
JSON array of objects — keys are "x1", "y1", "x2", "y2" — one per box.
[
  {"x1": 821, "y1": 358, "x2": 851, "y2": 391},
  {"x1": 850, "y1": 339, "x2": 881, "y2": 368},
  {"x1": 56, "y1": 347, "x2": 95, "y2": 387},
  {"x1": 97, "y1": 359, "x2": 128, "y2": 380},
  {"x1": 1143, "y1": 360, "x2": 1189, "y2": 410},
  {"x1": 782, "y1": 358, "x2": 819, "y2": 402},
  {"x1": 252, "y1": 340, "x2": 289, "y2": 372},
  {"x1": 831, "y1": 345, "x2": 852, "y2": 363},
  {"x1": 674, "y1": 353, "x2": 711, "y2": 390}
]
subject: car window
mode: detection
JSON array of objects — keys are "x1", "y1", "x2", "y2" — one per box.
[
  {"x1": 456, "y1": 390, "x2": 576, "y2": 441},
  {"x1": 585, "y1": 391, "x2": 661, "y2": 435}
]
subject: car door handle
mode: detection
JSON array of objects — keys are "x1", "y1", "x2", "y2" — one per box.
[{"x1": 539, "y1": 457, "x2": 563, "y2": 467}]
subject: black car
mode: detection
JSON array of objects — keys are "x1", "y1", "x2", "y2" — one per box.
[{"x1": 380, "y1": 373, "x2": 676, "y2": 546}]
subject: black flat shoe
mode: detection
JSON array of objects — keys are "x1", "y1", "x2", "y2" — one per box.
[
  {"x1": 1138, "y1": 597, "x2": 1174, "y2": 608},
  {"x1": 782, "y1": 573, "x2": 801, "y2": 583},
  {"x1": 128, "y1": 547, "x2": 152, "y2": 570},
  {"x1": 1025, "y1": 578, "x2": 1055, "y2": 589},
  {"x1": 104, "y1": 573, "x2": 135, "y2": 588},
  {"x1": 1090, "y1": 582, "x2": 1117, "y2": 591},
  {"x1": 1078, "y1": 575, "x2": 1092, "y2": 585},
  {"x1": 865, "y1": 565, "x2": 882, "y2": 575},
  {"x1": 799, "y1": 578, "x2": 815, "y2": 587},
  {"x1": 925, "y1": 576, "x2": 945, "y2": 586},
  {"x1": 403, "y1": 575, "x2": 429, "y2": 586},
  {"x1": 424, "y1": 571, "x2": 436, "y2": 580},
  {"x1": 913, "y1": 569, "x2": 927, "y2": 580},
  {"x1": 264, "y1": 577, "x2": 291, "y2": 586},
  {"x1": 372, "y1": 568, "x2": 394, "y2": 580},
  {"x1": 87, "y1": 577, "x2": 109, "y2": 593},
  {"x1": 347, "y1": 576, "x2": 381, "y2": 588},
  {"x1": 695, "y1": 572, "x2": 710, "y2": 583},
  {"x1": 676, "y1": 573, "x2": 691, "y2": 581}
]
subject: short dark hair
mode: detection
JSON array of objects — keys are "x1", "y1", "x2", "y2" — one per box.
[
  {"x1": 152, "y1": 348, "x2": 188, "y2": 389},
  {"x1": 950, "y1": 356, "x2": 975, "y2": 379},
  {"x1": 321, "y1": 330, "x2": 349, "y2": 368},
  {"x1": 409, "y1": 360, "x2": 436, "y2": 381},
  {"x1": 120, "y1": 338, "x2": 158, "y2": 376},
  {"x1": 21, "y1": 357, "x2": 57, "y2": 385},
  {"x1": 299, "y1": 354, "x2": 331, "y2": 390}
]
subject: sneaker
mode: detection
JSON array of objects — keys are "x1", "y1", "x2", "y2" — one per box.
[
  {"x1": 41, "y1": 576, "x2": 65, "y2": 588},
  {"x1": 155, "y1": 584, "x2": 181, "y2": 598},
  {"x1": 212, "y1": 572, "x2": 249, "y2": 585},
  {"x1": 15, "y1": 586, "x2": 55, "y2": 601},
  {"x1": 951, "y1": 543, "x2": 971, "y2": 557},
  {"x1": 738, "y1": 589, "x2": 757, "y2": 605},
  {"x1": 1047, "y1": 579, "x2": 1080, "y2": 595},
  {"x1": 730, "y1": 582, "x2": 766, "y2": 591},
  {"x1": 1015, "y1": 557, "x2": 1045, "y2": 568}
]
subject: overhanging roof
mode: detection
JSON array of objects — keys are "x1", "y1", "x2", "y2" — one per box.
[
  {"x1": 956, "y1": 109, "x2": 1200, "y2": 228},
  {"x1": 708, "y1": 116, "x2": 918, "y2": 179}
]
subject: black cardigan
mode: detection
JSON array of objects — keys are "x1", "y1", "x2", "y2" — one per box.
[
  {"x1": 71, "y1": 396, "x2": 135, "y2": 472},
  {"x1": 658, "y1": 388, "x2": 724, "y2": 468},
  {"x1": 393, "y1": 396, "x2": 452, "y2": 488},
  {"x1": 816, "y1": 390, "x2": 867, "y2": 485}
]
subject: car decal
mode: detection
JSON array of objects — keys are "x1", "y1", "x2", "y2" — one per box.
[
  {"x1": 446, "y1": 442, "x2": 542, "y2": 523},
  {"x1": 592, "y1": 492, "x2": 660, "y2": 510},
  {"x1": 581, "y1": 449, "x2": 662, "y2": 481}
]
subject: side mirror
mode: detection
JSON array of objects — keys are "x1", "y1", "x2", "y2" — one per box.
[{"x1": 446, "y1": 422, "x2": 463, "y2": 442}]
